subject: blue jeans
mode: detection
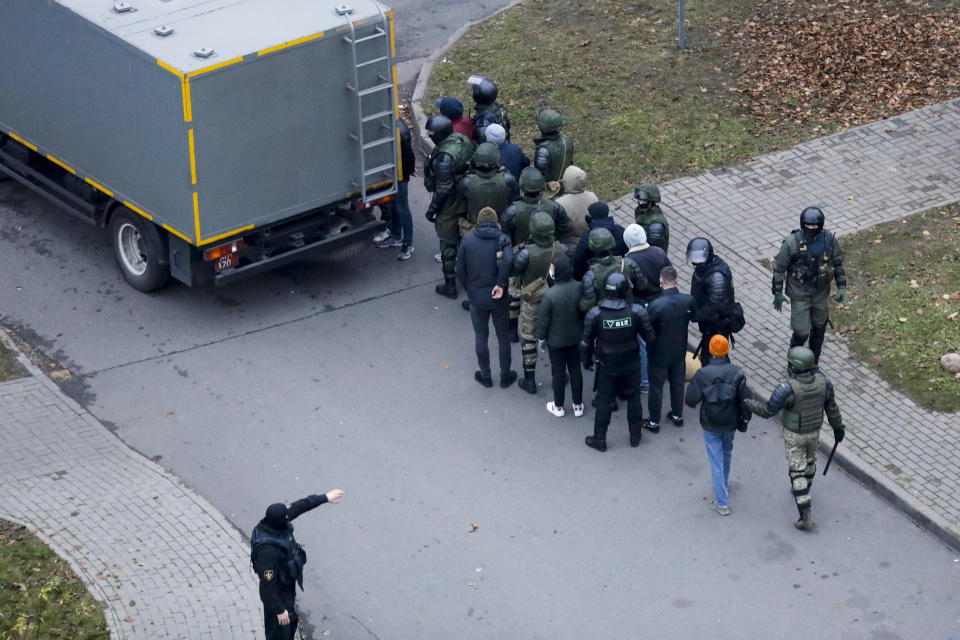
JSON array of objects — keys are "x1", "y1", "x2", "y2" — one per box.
[
  {"x1": 389, "y1": 180, "x2": 413, "y2": 246},
  {"x1": 638, "y1": 336, "x2": 649, "y2": 387},
  {"x1": 702, "y1": 428, "x2": 735, "y2": 507}
]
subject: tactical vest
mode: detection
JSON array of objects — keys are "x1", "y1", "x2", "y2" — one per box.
[
  {"x1": 536, "y1": 133, "x2": 574, "y2": 182},
  {"x1": 424, "y1": 133, "x2": 473, "y2": 193},
  {"x1": 510, "y1": 198, "x2": 555, "y2": 246},
  {"x1": 597, "y1": 305, "x2": 639, "y2": 356},
  {"x1": 788, "y1": 230, "x2": 836, "y2": 289},
  {"x1": 464, "y1": 169, "x2": 512, "y2": 224},
  {"x1": 781, "y1": 373, "x2": 827, "y2": 433},
  {"x1": 521, "y1": 242, "x2": 565, "y2": 287},
  {"x1": 590, "y1": 258, "x2": 633, "y2": 302},
  {"x1": 250, "y1": 524, "x2": 307, "y2": 589}
]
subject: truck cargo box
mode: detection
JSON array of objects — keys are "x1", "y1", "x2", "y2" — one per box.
[{"x1": 0, "y1": 0, "x2": 399, "y2": 247}]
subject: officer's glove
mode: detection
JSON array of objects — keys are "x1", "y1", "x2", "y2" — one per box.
[
  {"x1": 773, "y1": 293, "x2": 788, "y2": 312},
  {"x1": 737, "y1": 421, "x2": 748, "y2": 433},
  {"x1": 835, "y1": 287, "x2": 846, "y2": 303},
  {"x1": 425, "y1": 205, "x2": 438, "y2": 223},
  {"x1": 833, "y1": 425, "x2": 845, "y2": 444}
]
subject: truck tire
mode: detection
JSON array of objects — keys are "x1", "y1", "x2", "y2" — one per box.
[{"x1": 110, "y1": 208, "x2": 170, "y2": 292}]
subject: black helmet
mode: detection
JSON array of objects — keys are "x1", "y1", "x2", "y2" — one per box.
[
  {"x1": 787, "y1": 346, "x2": 816, "y2": 375},
  {"x1": 604, "y1": 272, "x2": 630, "y2": 300},
  {"x1": 425, "y1": 115, "x2": 453, "y2": 145},
  {"x1": 470, "y1": 76, "x2": 499, "y2": 106},
  {"x1": 800, "y1": 206, "x2": 825, "y2": 230},
  {"x1": 686, "y1": 237, "x2": 714, "y2": 265}
]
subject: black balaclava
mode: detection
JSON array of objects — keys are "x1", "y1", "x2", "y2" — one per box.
[{"x1": 265, "y1": 503, "x2": 289, "y2": 530}]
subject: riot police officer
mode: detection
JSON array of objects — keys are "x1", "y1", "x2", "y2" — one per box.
[
  {"x1": 581, "y1": 272, "x2": 655, "y2": 451},
  {"x1": 772, "y1": 207, "x2": 847, "y2": 364},
  {"x1": 424, "y1": 115, "x2": 474, "y2": 299},
  {"x1": 579, "y1": 228, "x2": 646, "y2": 313},
  {"x1": 469, "y1": 75, "x2": 511, "y2": 142},
  {"x1": 633, "y1": 184, "x2": 669, "y2": 252},
  {"x1": 512, "y1": 212, "x2": 568, "y2": 394},
  {"x1": 687, "y1": 237, "x2": 737, "y2": 365},
  {"x1": 745, "y1": 347, "x2": 845, "y2": 531},
  {"x1": 533, "y1": 109, "x2": 574, "y2": 187},
  {"x1": 251, "y1": 489, "x2": 344, "y2": 640},
  {"x1": 502, "y1": 167, "x2": 572, "y2": 341},
  {"x1": 458, "y1": 142, "x2": 519, "y2": 235}
]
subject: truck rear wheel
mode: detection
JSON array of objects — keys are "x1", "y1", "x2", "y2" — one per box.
[{"x1": 110, "y1": 208, "x2": 170, "y2": 292}]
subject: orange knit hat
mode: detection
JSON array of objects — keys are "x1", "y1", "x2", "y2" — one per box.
[{"x1": 708, "y1": 335, "x2": 730, "y2": 357}]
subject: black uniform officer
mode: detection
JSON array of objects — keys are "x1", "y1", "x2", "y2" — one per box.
[
  {"x1": 251, "y1": 489, "x2": 343, "y2": 640},
  {"x1": 687, "y1": 237, "x2": 737, "y2": 365},
  {"x1": 581, "y1": 272, "x2": 655, "y2": 451}
]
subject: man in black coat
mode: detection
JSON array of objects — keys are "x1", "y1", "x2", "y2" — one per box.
[
  {"x1": 687, "y1": 237, "x2": 737, "y2": 365},
  {"x1": 572, "y1": 202, "x2": 627, "y2": 280},
  {"x1": 536, "y1": 254, "x2": 584, "y2": 417},
  {"x1": 251, "y1": 489, "x2": 344, "y2": 640},
  {"x1": 456, "y1": 207, "x2": 518, "y2": 388},
  {"x1": 644, "y1": 266, "x2": 694, "y2": 432}
]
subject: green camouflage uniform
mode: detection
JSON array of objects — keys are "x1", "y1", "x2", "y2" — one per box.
[
  {"x1": 772, "y1": 229, "x2": 845, "y2": 363},
  {"x1": 424, "y1": 132, "x2": 474, "y2": 281},
  {"x1": 633, "y1": 184, "x2": 669, "y2": 253},
  {"x1": 514, "y1": 213, "x2": 566, "y2": 376},
  {"x1": 533, "y1": 109, "x2": 574, "y2": 188}
]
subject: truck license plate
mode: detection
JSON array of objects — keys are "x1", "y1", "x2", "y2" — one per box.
[{"x1": 214, "y1": 253, "x2": 238, "y2": 272}]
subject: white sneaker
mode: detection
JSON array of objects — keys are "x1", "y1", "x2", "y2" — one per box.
[
  {"x1": 398, "y1": 245, "x2": 414, "y2": 260},
  {"x1": 373, "y1": 229, "x2": 391, "y2": 243},
  {"x1": 573, "y1": 403, "x2": 584, "y2": 417},
  {"x1": 434, "y1": 252, "x2": 442, "y2": 262},
  {"x1": 546, "y1": 402, "x2": 565, "y2": 417}
]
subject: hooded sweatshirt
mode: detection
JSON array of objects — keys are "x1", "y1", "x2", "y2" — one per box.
[{"x1": 555, "y1": 166, "x2": 598, "y2": 249}]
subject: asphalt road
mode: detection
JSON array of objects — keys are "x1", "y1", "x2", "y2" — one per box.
[{"x1": 1, "y1": 171, "x2": 959, "y2": 639}]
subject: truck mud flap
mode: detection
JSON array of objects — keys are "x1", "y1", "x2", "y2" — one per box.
[{"x1": 213, "y1": 217, "x2": 384, "y2": 286}]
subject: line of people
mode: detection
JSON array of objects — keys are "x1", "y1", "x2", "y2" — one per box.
[{"x1": 427, "y1": 76, "x2": 849, "y2": 531}]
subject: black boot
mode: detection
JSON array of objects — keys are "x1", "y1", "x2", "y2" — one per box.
[
  {"x1": 461, "y1": 299, "x2": 471, "y2": 311},
  {"x1": 809, "y1": 325, "x2": 826, "y2": 364},
  {"x1": 499, "y1": 370, "x2": 518, "y2": 388},
  {"x1": 794, "y1": 506, "x2": 815, "y2": 531},
  {"x1": 474, "y1": 370, "x2": 493, "y2": 388},
  {"x1": 435, "y1": 277, "x2": 457, "y2": 299},
  {"x1": 509, "y1": 318, "x2": 520, "y2": 343},
  {"x1": 518, "y1": 371, "x2": 537, "y2": 394},
  {"x1": 585, "y1": 435, "x2": 607, "y2": 452},
  {"x1": 629, "y1": 423, "x2": 643, "y2": 447}
]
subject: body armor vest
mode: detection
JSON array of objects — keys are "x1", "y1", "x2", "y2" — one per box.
[
  {"x1": 782, "y1": 373, "x2": 827, "y2": 433},
  {"x1": 464, "y1": 169, "x2": 512, "y2": 223},
  {"x1": 788, "y1": 230, "x2": 836, "y2": 289},
  {"x1": 590, "y1": 258, "x2": 633, "y2": 302},
  {"x1": 510, "y1": 198, "x2": 556, "y2": 246},
  {"x1": 536, "y1": 134, "x2": 574, "y2": 182},
  {"x1": 598, "y1": 305, "x2": 639, "y2": 356},
  {"x1": 424, "y1": 133, "x2": 473, "y2": 192},
  {"x1": 251, "y1": 525, "x2": 307, "y2": 589},
  {"x1": 521, "y1": 242, "x2": 565, "y2": 287}
]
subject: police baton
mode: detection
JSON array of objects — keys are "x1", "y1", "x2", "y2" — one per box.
[{"x1": 823, "y1": 440, "x2": 840, "y2": 476}]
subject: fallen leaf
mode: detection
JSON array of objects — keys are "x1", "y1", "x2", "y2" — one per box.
[
  {"x1": 898, "y1": 317, "x2": 907, "y2": 322},
  {"x1": 951, "y1": 292, "x2": 959, "y2": 301},
  {"x1": 123, "y1": 617, "x2": 134, "y2": 623},
  {"x1": 874, "y1": 238, "x2": 883, "y2": 244},
  {"x1": 10, "y1": 582, "x2": 26, "y2": 591},
  {"x1": 910, "y1": 279, "x2": 920, "y2": 289},
  {"x1": 70, "y1": 511, "x2": 79, "y2": 517},
  {"x1": 470, "y1": 522, "x2": 479, "y2": 532},
  {"x1": 442, "y1": 364, "x2": 451, "y2": 369},
  {"x1": 948, "y1": 312, "x2": 959, "y2": 320},
  {"x1": 578, "y1": 39, "x2": 591, "y2": 47},
  {"x1": 848, "y1": 195, "x2": 856, "y2": 200},
  {"x1": 915, "y1": 308, "x2": 924, "y2": 315},
  {"x1": 684, "y1": 161, "x2": 699, "y2": 168},
  {"x1": 922, "y1": 230, "x2": 931, "y2": 236}
]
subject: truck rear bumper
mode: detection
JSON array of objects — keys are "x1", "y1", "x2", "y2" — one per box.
[{"x1": 212, "y1": 217, "x2": 385, "y2": 286}]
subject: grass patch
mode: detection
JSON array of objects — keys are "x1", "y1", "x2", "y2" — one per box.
[
  {"x1": 0, "y1": 519, "x2": 108, "y2": 640},
  {"x1": 831, "y1": 204, "x2": 960, "y2": 412},
  {"x1": 0, "y1": 339, "x2": 27, "y2": 384},
  {"x1": 425, "y1": 0, "x2": 960, "y2": 201}
]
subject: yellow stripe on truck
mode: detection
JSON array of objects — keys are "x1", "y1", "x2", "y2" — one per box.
[
  {"x1": 193, "y1": 192, "x2": 201, "y2": 242},
  {"x1": 257, "y1": 32, "x2": 325, "y2": 56},
  {"x1": 123, "y1": 201, "x2": 153, "y2": 221},
  {"x1": 162, "y1": 224, "x2": 193, "y2": 243},
  {"x1": 200, "y1": 224, "x2": 255, "y2": 246},
  {"x1": 188, "y1": 57, "x2": 244, "y2": 79},
  {"x1": 388, "y1": 11, "x2": 397, "y2": 59},
  {"x1": 8, "y1": 132, "x2": 37, "y2": 152},
  {"x1": 156, "y1": 59, "x2": 184, "y2": 78},
  {"x1": 84, "y1": 177, "x2": 113, "y2": 197},
  {"x1": 188, "y1": 129, "x2": 198, "y2": 185},
  {"x1": 46, "y1": 154, "x2": 76, "y2": 174}
]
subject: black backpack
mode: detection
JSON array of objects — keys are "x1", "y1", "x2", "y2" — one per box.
[{"x1": 701, "y1": 376, "x2": 740, "y2": 427}]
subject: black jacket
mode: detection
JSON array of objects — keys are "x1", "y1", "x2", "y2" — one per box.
[
  {"x1": 251, "y1": 494, "x2": 328, "y2": 616},
  {"x1": 497, "y1": 142, "x2": 530, "y2": 182},
  {"x1": 455, "y1": 221, "x2": 514, "y2": 308},
  {"x1": 536, "y1": 278, "x2": 583, "y2": 348},
  {"x1": 397, "y1": 119, "x2": 415, "y2": 182},
  {"x1": 645, "y1": 287, "x2": 694, "y2": 367},
  {"x1": 580, "y1": 298, "x2": 655, "y2": 365},
  {"x1": 625, "y1": 245, "x2": 672, "y2": 304},
  {"x1": 684, "y1": 357, "x2": 749, "y2": 431},
  {"x1": 572, "y1": 217, "x2": 627, "y2": 279}
]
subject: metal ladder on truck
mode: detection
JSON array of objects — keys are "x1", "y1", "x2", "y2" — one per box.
[{"x1": 342, "y1": 3, "x2": 398, "y2": 206}]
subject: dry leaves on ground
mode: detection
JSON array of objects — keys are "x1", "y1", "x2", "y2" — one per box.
[{"x1": 727, "y1": 3, "x2": 960, "y2": 129}]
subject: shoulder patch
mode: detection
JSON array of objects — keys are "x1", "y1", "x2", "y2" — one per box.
[{"x1": 263, "y1": 569, "x2": 274, "y2": 582}]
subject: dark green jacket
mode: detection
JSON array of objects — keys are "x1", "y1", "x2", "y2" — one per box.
[{"x1": 536, "y1": 279, "x2": 583, "y2": 348}]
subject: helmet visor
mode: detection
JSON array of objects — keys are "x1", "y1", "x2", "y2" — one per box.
[{"x1": 686, "y1": 247, "x2": 711, "y2": 264}]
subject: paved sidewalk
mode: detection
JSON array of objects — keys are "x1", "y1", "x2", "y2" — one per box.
[
  {"x1": 0, "y1": 332, "x2": 263, "y2": 639},
  {"x1": 609, "y1": 97, "x2": 960, "y2": 549}
]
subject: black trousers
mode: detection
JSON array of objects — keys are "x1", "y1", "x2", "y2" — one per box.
[
  {"x1": 594, "y1": 354, "x2": 644, "y2": 439},
  {"x1": 548, "y1": 344, "x2": 583, "y2": 407},
  {"x1": 264, "y1": 607, "x2": 298, "y2": 640},
  {"x1": 647, "y1": 359, "x2": 685, "y2": 424},
  {"x1": 470, "y1": 303, "x2": 512, "y2": 378},
  {"x1": 697, "y1": 322, "x2": 730, "y2": 366}
]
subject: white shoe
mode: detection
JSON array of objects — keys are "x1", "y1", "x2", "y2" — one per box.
[
  {"x1": 573, "y1": 403, "x2": 584, "y2": 417},
  {"x1": 546, "y1": 402, "x2": 565, "y2": 418},
  {"x1": 373, "y1": 229, "x2": 391, "y2": 243},
  {"x1": 434, "y1": 252, "x2": 442, "y2": 262},
  {"x1": 398, "y1": 245, "x2": 414, "y2": 260}
]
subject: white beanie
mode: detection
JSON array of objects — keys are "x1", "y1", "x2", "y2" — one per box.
[
  {"x1": 623, "y1": 223, "x2": 647, "y2": 249},
  {"x1": 484, "y1": 123, "x2": 506, "y2": 145}
]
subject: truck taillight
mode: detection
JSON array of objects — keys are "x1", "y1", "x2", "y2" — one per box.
[
  {"x1": 203, "y1": 238, "x2": 245, "y2": 262},
  {"x1": 353, "y1": 195, "x2": 392, "y2": 210}
]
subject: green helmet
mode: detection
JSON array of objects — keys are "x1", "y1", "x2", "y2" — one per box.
[
  {"x1": 634, "y1": 183, "x2": 661, "y2": 203},
  {"x1": 519, "y1": 167, "x2": 546, "y2": 193},
  {"x1": 528, "y1": 211, "x2": 556, "y2": 247},
  {"x1": 787, "y1": 346, "x2": 816, "y2": 374},
  {"x1": 536, "y1": 109, "x2": 563, "y2": 134},
  {"x1": 588, "y1": 227, "x2": 615, "y2": 254},
  {"x1": 472, "y1": 142, "x2": 500, "y2": 170}
]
